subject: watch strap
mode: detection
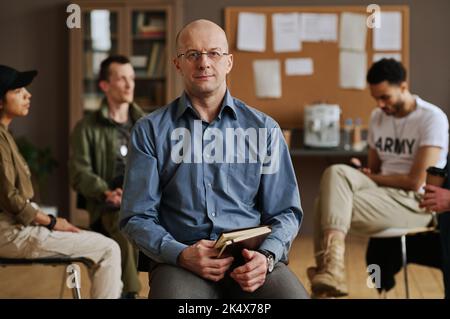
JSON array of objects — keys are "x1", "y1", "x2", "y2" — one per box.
[{"x1": 257, "y1": 249, "x2": 275, "y2": 273}]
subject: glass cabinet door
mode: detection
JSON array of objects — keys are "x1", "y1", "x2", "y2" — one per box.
[
  {"x1": 82, "y1": 9, "x2": 119, "y2": 111},
  {"x1": 130, "y1": 10, "x2": 167, "y2": 113}
]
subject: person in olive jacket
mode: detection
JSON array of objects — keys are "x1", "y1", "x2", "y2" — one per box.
[
  {"x1": 0, "y1": 64, "x2": 123, "y2": 298},
  {"x1": 69, "y1": 55, "x2": 144, "y2": 298}
]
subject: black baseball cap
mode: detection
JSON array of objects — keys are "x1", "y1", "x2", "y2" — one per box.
[{"x1": 0, "y1": 65, "x2": 37, "y2": 97}]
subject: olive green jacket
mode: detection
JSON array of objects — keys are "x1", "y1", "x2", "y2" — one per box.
[
  {"x1": 0, "y1": 123, "x2": 38, "y2": 225},
  {"x1": 69, "y1": 100, "x2": 145, "y2": 224}
]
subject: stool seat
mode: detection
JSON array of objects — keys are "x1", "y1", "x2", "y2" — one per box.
[
  {"x1": 0, "y1": 256, "x2": 95, "y2": 267},
  {"x1": 370, "y1": 226, "x2": 435, "y2": 238}
]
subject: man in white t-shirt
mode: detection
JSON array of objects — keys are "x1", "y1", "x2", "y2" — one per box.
[{"x1": 307, "y1": 58, "x2": 449, "y2": 298}]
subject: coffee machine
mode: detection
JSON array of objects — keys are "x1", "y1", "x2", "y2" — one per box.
[{"x1": 304, "y1": 103, "x2": 341, "y2": 148}]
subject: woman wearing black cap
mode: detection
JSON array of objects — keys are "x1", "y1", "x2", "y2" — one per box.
[{"x1": 0, "y1": 65, "x2": 123, "y2": 298}]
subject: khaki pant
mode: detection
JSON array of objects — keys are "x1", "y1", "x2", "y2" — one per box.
[
  {"x1": 91, "y1": 210, "x2": 141, "y2": 294},
  {"x1": 313, "y1": 164, "x2": 432, "y2": 254},
  {"x1": 0, "y1": 213, "x2": 123, "y2": 299}
]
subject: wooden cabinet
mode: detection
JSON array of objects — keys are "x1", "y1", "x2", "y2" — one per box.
[{"x1": 68, "y1": 0, "x2": 182, "y2": 224}]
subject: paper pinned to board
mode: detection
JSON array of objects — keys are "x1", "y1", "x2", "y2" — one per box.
[
  {"x1": 272, "y1": 13, "x2": 301, "y2": 52},
  {"x1": 373, "y1": 12, "x2": 402, "y2": 50},
  {"x1": 373, "y1": 52, "x2": 402, "y2": 63},
  {"x1": 237, "y1": 12, "x2": 267, "y2": 52},
  {"x1": 339, "y1": 12, "x2": 367, "y2": 51},
  {"x1": 285, "y1": 58, "x2": 314, "y2": 76},
  {"x1": 340, "y1": 51, "x2": 367, "y2": 90},
  {"x1": 253, "y1": 59, "x2": 282, "y2": 98},
  {"x1": 299, "y1": 13, "x2": 338, "y2": 42}
]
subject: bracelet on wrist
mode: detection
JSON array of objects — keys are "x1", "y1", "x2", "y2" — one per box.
[{"x1": 45, "y1": 214, "x2": 57, "y2": 231}]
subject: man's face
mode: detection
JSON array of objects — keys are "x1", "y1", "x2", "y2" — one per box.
[
  {"x1": 100, "y1": 63, "x2": 135, "y2": 104},
  {"x1": 369, "y1": 80, "x2": 407, "y2": 116},
  {"x1": 174, "y1": 23, "x2": 233, "y2": 97}
]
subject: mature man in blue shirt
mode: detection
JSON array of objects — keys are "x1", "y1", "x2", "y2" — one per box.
[{"x1": 120, "y1": 19, "x2": 308, "y2": 298}]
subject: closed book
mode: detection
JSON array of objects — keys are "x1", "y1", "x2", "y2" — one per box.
[{"x1": 214, "y1": 226, "x2": 271, "y2": 262}]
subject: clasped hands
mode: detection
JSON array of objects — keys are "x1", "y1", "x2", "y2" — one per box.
[
  {"x1": 178, "y1": 239, "x2": 269, "y2": 292},
  {"x1": 104, "y1": 188, "x2": 123, "y2": 208}
]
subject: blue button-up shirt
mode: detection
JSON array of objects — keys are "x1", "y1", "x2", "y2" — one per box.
[{"x1": 120, "y1": 90, "x2": 303, "y2": 265}]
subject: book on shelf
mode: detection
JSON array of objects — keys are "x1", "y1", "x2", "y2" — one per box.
[
  {"x1": 147, "y1": 42, "x2": 163, "y2": 77},
  {"x1": 130, "y1": 55, "x2": 148, "y2": 69},
  {"x1": 134, "y1": 12, "x2": 165, "y2": 36},
  {"x1": 155, "y1": 47, "x2": 166, "y2": 78},
  {"x1": 214, "y1": 225, "x2": 271, "y2": 259},
  {"x1": 137, "y1": 31, "x2": 165, "y2": 39},
  {"x1": 84, "y1": 51, "x2": 93, "y2": 78}
]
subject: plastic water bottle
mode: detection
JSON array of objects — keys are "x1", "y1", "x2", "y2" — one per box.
[
  {"x1": 343, "y1": 118, "x2": 353, "y2": 151},
  {"x1": 352, "y1": 118, "x2": 362, "y2": 151}
]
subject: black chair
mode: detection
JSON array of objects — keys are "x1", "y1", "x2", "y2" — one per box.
[
  {"x1": 0, "y1": 256, "x2": 96, "y2": 299},
  {"x1": 366, "y1": 227, "x2": 442, "y2": 298},
  {"x1": 137, "y1": 251, "x2": 151, "y2": 272}
]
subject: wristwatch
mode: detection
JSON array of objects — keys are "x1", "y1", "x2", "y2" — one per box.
[
  {"x1": 45, "y1": 214, "x2": 57, "y2": 231},
  {"x1": 257, "y1": 249, "x2": 275, "y2": 273}
]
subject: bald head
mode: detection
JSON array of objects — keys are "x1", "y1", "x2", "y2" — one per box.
[{"x1": 176, "y1": 19, "x2": 229, "y2": 53}]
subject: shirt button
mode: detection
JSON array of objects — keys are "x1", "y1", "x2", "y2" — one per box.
[
  {"x1": 208, "y1": 183, "x2": 212, "y2": 187},
  {"x1": 211, "y1": 212, "x2": 216, "y2": 217}
]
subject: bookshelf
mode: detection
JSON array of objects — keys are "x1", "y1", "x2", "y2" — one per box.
[
  {"x1": 130, "y1": 10, "x2": 168, "y2": 111},
  {"x1": 68, "y1": 0, "x2": 182, "y2": 224}
]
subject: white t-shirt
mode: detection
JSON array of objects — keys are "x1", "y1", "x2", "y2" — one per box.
[{"x1": 368, "y1": 96, "x2": 449, "y2": 176}]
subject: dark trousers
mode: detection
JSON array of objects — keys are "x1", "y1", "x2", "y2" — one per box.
[
  {"x1": 439, "y1": 212, "x2": 450, "y2": 299},
  {"x1": 92, "y1": 211, "x2": 141, "y2": 294},
  {"x1": 146, "y1": 262, "x2": 309, "y2": 299}
]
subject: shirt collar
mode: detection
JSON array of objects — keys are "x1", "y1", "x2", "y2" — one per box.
[
  {"x1": 175, "y1": 89, "x2": 238, "y2": 121},
  {"x1": 98, "y1": 98, "x2": 144, "y2": 124}
]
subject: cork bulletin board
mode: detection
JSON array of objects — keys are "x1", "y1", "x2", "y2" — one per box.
[{"x1": 224, "y1": 6, "x2": 409, "y2": 129}]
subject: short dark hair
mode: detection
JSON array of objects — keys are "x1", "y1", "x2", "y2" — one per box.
[
  {"x1": 0, "y1": 93, "x2": 4, "y2": 116},
  {"x1": 0, "y1": 91, "x2": 6, "y2": 105},
  {"x1": 367, "y1": 58, "x2": 407, "y2": 85},
  {"x1": 98, "y1": 55, "x2": 131, "y2": 83}
]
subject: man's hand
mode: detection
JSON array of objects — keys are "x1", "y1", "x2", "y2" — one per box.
[
  {"x1": 350, "y1": 157, "x2": 372, "y2": 175},
  {"x1": 104, "y1": 188, "x2": 123, "y2": 207},
  {"x1": 53, "y1": 217, "x2": 81, "y2": 233},
  {"x1": 420, "y1": 185, "x2": 450, "y2": 213},
  {"x1": 178, "y1": 240, "x2": 234, "y2": 282},
  {"x1": 34, "y1": 212, "x2": 80, "y2": 233},
  {"x1": 230, "y1": 249, "x2": 267, "y2": 292}
]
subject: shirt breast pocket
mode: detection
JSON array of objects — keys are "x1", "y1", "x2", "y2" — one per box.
[{"x1": 227, "y1": 162, "x2": 261, "y2": 205}]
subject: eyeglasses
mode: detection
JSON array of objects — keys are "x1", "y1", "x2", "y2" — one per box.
[{"x1": 177, "y1": 50, "x2": 230, "y2": 62}]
